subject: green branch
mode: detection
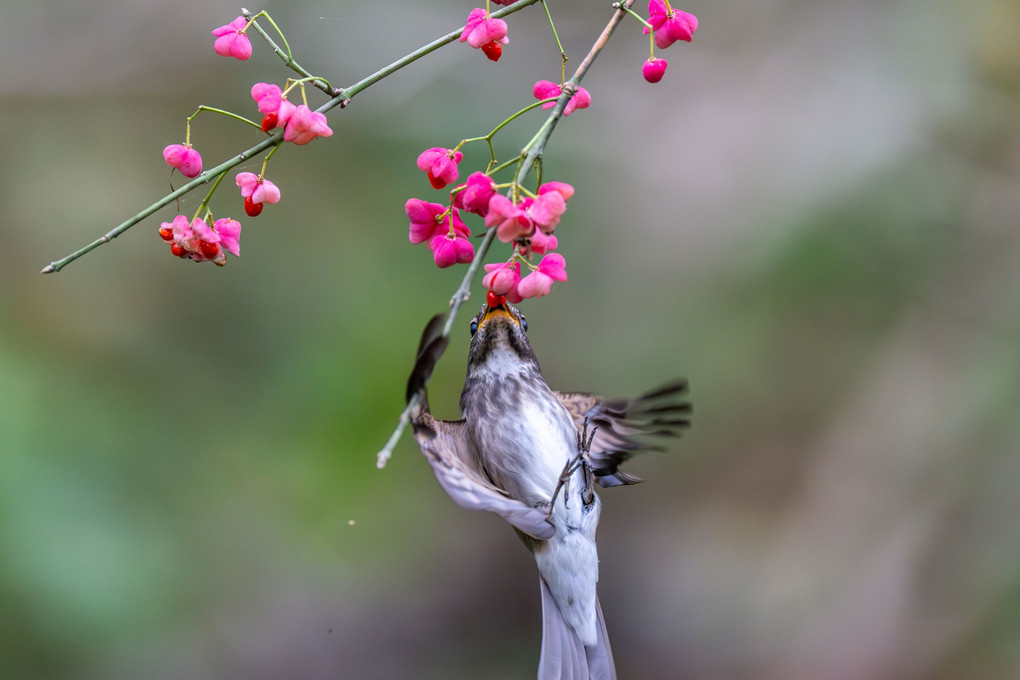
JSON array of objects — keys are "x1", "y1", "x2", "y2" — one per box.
[{"x1": 41, "y1": 0, "x2": 542, "y2": 274}]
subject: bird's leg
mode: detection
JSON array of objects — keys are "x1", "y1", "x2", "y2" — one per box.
[
  {"x1": 547, "y1": 418, "x2": 600, "y2": 516},
  {"x1": 578, "y1": 416, "x2": 598, "y2": 507},
  {"x1": 548, "y1": 455, "x2": 582, "y2": 516}
]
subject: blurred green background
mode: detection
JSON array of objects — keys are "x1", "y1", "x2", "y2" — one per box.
[{"x1": 3, "y1": 0, "x2": 1020, "y2": 678}]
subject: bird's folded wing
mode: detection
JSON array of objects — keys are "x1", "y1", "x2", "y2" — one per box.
[
  {"x1": 411, "y1": 410, "x2": 557, "y2": 540},
  {"x1": 555, "y1": 380, "x2": 691, "y2": 488}
]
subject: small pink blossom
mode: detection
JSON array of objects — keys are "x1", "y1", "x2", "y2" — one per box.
[
  {"x1": 532, "y1": 81, "x2": 591, "y2": 116},
  {"x1": 642, "y1": 57, "x2": 669, "y2": 83},
  {"x1": 406, "y1": 198, "x2": 448, "y2": 244},
  {"x1": 251, "y1": 83, "x2": 296, "y2": 130},
  {"x1": 528, "y1": 190, "x2": 567, "y2": 232},
  {"x1": 251, "y1": 83, "x2": 283, "y2": 114},
  {"x1": 417, "y1": 147, "x2": 464, "y2": 189},
  {"x1": 483, "y1": 261, "x2": 522, "y2": 298},
  {"x1": 235, "y1": 172, "x2": 281, "y2": 205},
  {"x1": 212, "y1": 16, "x2": 253, "y2": 61},
  {"x1": 485, "y1": 194, "x2": 533, "y2": 242},
  {"x1": 524, "y1": 229, "x2": 558, "y2": 256},
  {"x1": 517, "y1": 253, "x2": 567, "y2": 299},
  {"x1": 429, "y1": 230, "x2": 475, "y2": 268},
  {"x1": 213, "y1": 218, "x2": 242, "y2": 257},
  {"x1": 538, "y1": 181, "x2": 575, "y2": 202},
  {"x1": 644, "y1": 1, "x2": 698, "y2": 49},
  {"x1": 166, "y1": 215, "x2": 194, "y2": 243},
  {"x1": 460, "y1": 8, "x2": 509, "y2": 49},
  {"x1": 419, "y1": 207, "x2": 472, "y2": 268},
  {"x1": 193, "y1": 219, "x2": 221, "y2": 243},
  {"x1": 163, "y1": 144, "x2": 203, "y2": 178},
  {"x1": 283, "y1": 105, "x2": 333, "y2": 145},
  {"x1": 453, "y1": 172, "x2": 497, "y2": 215}
]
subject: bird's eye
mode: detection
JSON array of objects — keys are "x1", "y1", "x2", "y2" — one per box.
[
  {"x1": 521, "y1": 317, "x2": 528, "y2": 332},
  {"x1": 469, "y1": 320, "x2": 478, "y2": 336}
]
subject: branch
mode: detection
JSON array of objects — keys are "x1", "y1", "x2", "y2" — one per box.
[
  {"x1": 375, "y1": 0, "x2": 638, "y2": 469},
  {"x1": 41, "y1": 0, "x2": 542, "y2": 274}
]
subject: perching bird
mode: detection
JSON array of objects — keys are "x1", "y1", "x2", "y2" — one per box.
[{"x1": 407, "y1": 293, "x2": 690, "y2": 680}]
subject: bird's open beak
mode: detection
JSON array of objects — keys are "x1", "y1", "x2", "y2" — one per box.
[{"x1": 480, "y1": 293, "x2": 520, "y2": 328}]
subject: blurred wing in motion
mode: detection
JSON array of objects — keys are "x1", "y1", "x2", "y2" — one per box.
[
  {"x1": 555, "y1": 380, "x2": 691, "y2": 488},
  {"x1": 405, "y1": 313, "x2": 448, "y2": 403}
]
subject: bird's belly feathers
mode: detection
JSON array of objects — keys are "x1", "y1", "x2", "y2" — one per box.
[{"x1": 468, "y1": 378, "x2": 578, "y2": 507}]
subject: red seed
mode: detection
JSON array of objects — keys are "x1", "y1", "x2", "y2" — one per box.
[
  {"x1": 481, "y1": 41, "x2": 503, "y2": 62},
  {"x1": 427, "y1": 170, "x2": 447, "y2": 190},
  {"x1": 261, "y1": 113, "x2": 278, "y2": 133},
  {"x1": 487, "y1": 290, "x2": 506, "y2": 308},
  {"x1": 158, "y1": 227, "x2": 174, "y2": 242},
  {"x1": 198, "y1": 240, "x2": 221, "y2": 259},
  {"x1": 170, "y1": 243, "x2": 187, "y2": 257},
  {"x1": 244, "y1": 196, "x2": 264, "y2": 217}
]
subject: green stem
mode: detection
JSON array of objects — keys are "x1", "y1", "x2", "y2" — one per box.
[
  {"x1": 539, "y1": 0, "x2": 568, "y2": 82},
  {"x1": 240, "y1": 8, "x2": 333, "y2": 93},
  {"x1": 376, "y1": 228, "x2": 498, "y2": 469},
  {"x1": 252, "y1": 10, "x2": 293, "y2": 61},
  {"x1": 487, "y1": 157, "x2": 521, "y2": 176},
  {"x1": 376, "y1": 0, "x2": 639, "y2": 468},
  {"x1": 259, "y1": 144, "x2": 281, "y2": 177},
  {"x1": 453, "y1": 98, "x2": 556, "y2": 162},
  {"x1": 193, "y1": 170, "x2": 230, "y2": 220},
  {"x1": 190, "y1": 105, "x2": 262, "y2": 132},
  {"x1": 619, "y1": 4, "x2": 653, "y2": 29},
  {"x1": 41, "y1": 0, "x2": 542, "y2": 274}
]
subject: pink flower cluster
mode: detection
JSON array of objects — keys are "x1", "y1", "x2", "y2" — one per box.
[
  {"x1": 484, "y1": 253, "x2": 567, "y2": 301},
  {"x1": 251, "y1": 83, "x2": 333, "y2": 145},
  {"x1": 640, "y1": 1, "x2": 698, "y2": 84},
  {"x1": 479, "y1": 181, "x2": 573, "y2": 299},
  {"x1": 158, "y1": 215, "x2": 241, "y2": 266},
  {"x1": 405, "y1": 152, "x2": 573, "y2": 298}
]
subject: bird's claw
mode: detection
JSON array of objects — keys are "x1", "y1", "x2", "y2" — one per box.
[{"x1": 547, "y1": 417, "x2": 599, "y2": 516}]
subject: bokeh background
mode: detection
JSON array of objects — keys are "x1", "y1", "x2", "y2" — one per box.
[{"x1": 3, "y1": 0, "x2": 1020, "y2": 678}]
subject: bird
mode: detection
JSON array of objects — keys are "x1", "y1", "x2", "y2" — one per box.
[{"x1": 407, "y1": 291, "x2": 691, "y2": 679}]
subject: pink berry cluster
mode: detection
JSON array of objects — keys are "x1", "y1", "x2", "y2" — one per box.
[
  {"x1": 639, "y1": 0, "x2": 698, "y2": 83},
  {"x1": 157, "y1": 15, "x2": 335, "y2": 265},
  {"x1": 158, "y1": 215, "x2": 241, "y2": 266},
  {"x1": 249, "y1": 82, "x2": 333, "y2": 145},
  {"x1": 405, "y1": 148, "x2": 575, "y2": 300}
]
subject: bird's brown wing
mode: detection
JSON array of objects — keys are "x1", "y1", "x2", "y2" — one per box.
[
  {"x1": 411, "y1": 407, "x2": 557, "y2": 540},
  {"x1": 555, "y1": 380, "x2": 691, "y2": 488},
  {"x1": 405, "y1": 312, "x2": 555, "y2": 539}
]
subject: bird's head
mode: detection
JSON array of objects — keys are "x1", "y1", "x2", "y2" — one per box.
[{"x1": 466, "y1": 291, "x2": 539, "y2": 373}]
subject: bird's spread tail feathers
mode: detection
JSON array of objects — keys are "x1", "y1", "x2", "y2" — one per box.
[{"x1": 538, "y1": 577, "x2": 616, "y2": 680}]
